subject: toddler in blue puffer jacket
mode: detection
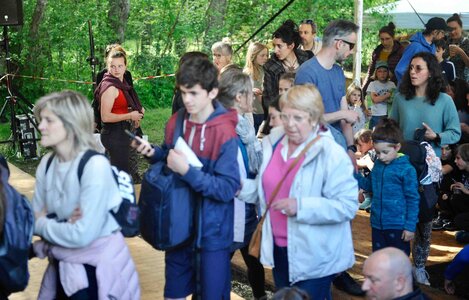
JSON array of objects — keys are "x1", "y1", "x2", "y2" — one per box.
[{"x1": 355, "y1": 118, "x2": 420, "y2": 256}]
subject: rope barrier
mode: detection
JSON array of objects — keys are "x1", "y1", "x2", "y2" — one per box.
[
  {"x1": 133, "y1": 73, "x2": 175, "y2": 82},
  {"x1": 0, "y1": 73, "x2": 176, "y2": 85}
]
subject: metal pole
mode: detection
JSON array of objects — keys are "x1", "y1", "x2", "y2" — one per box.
[
  {"x1": 2, "y1": 26, "x2": 18, "y2": 147},
  {"x1": 353, "y1": 0, "x2": 363, "y2": 87}
]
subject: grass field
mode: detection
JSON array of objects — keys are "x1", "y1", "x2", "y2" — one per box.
[{"x1": 0, "y1": 107, "x2": 173, "y2": 176}]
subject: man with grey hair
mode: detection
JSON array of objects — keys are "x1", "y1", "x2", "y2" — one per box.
[
  {"x1": 295, "y1": 19, "x2": 359, "y2": 152},
  {"x1": 362, "y1": 247, "x2": 428, "y2": 300},
  {"x1": 295, "y1": 19, "x2": 363, "y2": 297}
]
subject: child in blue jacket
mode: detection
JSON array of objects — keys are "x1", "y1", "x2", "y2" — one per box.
[{"x1": 355, "y1": 118, "x2": 420, "y2": 255}]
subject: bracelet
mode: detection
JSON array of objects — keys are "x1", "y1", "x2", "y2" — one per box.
[{"x1": 347, "y1": 145, "x2": 357, "y2": 153}]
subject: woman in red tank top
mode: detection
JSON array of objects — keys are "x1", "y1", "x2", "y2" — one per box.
[{"x1": 98, "y1": 49, "x2": 144, "y2": 173}]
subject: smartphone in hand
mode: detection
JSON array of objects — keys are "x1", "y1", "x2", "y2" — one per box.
[{"x1": 125, "y1": 129, "x2": 141, "y2": 145}]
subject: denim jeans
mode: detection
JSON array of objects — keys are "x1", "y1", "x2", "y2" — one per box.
[{"x1": 273, "y1": 245, "x2": 334, "y2": 300}]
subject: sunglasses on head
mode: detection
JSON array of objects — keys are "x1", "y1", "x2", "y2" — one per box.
[
  {"x1": 335, "y1": 39, "x2": 355, "y2": 50},
  {"x1": 300, "y1": 19, "x2": 317, "y2": 31}
]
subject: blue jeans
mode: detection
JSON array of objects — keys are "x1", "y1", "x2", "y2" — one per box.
[
  {"x1": 164, "y1": 246, "x2": 231, "y2": 299},
  {"x1": 372, "y1": 228, "x2": 411, "y2": 256},
  {"x1": 273, "y1": 245, "x2": 334, "y2": 299}
]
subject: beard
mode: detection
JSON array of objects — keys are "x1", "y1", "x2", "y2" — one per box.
[{"x1": 335, "y1": 53, "x2": 347, "y2": 64}]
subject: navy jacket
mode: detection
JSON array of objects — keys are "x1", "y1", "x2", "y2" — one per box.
[{"x1": 153, "y1": 102, "x2": 240, "y2": 250}]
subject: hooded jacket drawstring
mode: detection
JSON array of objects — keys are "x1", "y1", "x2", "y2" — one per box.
[{"x1": 200, "y1": 124, "x2": 206, "y2": 151}]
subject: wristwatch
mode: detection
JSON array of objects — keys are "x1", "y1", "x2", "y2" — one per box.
[
  {"x1": 434, "y1": 133, "x2": 441, "y2": 146},
  {"x1": 347, "y1": 145, "x2": 357, "y2": 153}
]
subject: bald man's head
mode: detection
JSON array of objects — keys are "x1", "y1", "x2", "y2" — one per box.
[{"x1": 362, "y1": 248, "x2": 413, "y2": 300}]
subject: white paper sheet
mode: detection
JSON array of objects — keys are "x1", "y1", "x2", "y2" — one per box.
[{"x1": 174, "y1": 137, "x2": 203, "y2": 168}]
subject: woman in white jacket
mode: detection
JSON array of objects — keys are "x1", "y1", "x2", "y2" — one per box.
[{"x1": 256, "y1": 84, "x2": 358, "y2": 299}]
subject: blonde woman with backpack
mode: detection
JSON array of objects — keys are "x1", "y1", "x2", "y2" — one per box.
[{"x1": 32, "y1": 91, "x2": 139, "y2": 299}]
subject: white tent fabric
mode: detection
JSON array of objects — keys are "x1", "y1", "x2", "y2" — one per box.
[{"x1": 366, "y1": 0, "x2": 469, "y2": 30}]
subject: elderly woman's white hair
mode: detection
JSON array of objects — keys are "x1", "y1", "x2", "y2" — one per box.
[
  {"x1": 279, "y1": 84, "x2": 325, "y2": 125},
  {"x1": 34, "y1": 90, "x2": 98, "y2": 152}
]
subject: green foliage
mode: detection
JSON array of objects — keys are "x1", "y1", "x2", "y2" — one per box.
[{"x1": 2, "y1": 0, "x2": 396, "y2": 111}]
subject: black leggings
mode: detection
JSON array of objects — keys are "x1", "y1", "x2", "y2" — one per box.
[
  {"x1": 231, "y1": 245, "x2": 266, "y2": 298},
  {"x1": 56, "y1": 264, "x2": 98, "y2": 300}
]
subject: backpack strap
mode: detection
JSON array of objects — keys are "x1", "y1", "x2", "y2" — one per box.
[
  {"x1": 45, "y1": 153, "x2": 56, "y2": 174},
  {"x1": 77, "y1": 150, "x2": 102, "y2": 183},
  {"x1": 171, "y1": 108, "x2": 186, "y2": 148},
  {"x1": 45, "y1": 150, "x2": 102, "y2": 183}
]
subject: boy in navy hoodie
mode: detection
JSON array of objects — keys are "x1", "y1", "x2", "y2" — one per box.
[
  {"x1": 134, "y1": 57, "x2": 240, "y2": 299},
  {"x1": 355, "y1": 118, "x2": 420, "y2": 256}
]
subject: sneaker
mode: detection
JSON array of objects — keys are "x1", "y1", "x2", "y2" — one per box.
[
  {"x1": 432, "y1": 217, "x2": 450, "y2": 231},
  {"x1": 359, "y1": 197, "x2": 371, "y2": 210},
  {"x1": 332, "y1": 271, "x2": 365, "y2": 296},
  {"x1": 443, "y1": 221, "x2": 457, "y2": 231},
  {"x1": 413, "y1": 267, "x2": 430, "y2": 286},
  {"x1": 455, "y1": 230, "x2": 469, "y2": 244}
]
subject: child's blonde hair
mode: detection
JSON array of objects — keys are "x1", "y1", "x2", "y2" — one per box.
[
  {"x1": 346, "y1": 84, "x2": 363, "y2": 106},
  {"x1": 354, "y1": 128, "x2": 372, "y2": 145}
]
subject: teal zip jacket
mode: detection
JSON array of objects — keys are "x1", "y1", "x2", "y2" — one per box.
[{"x1": 355, "y1": 154, "x2": 420, "y2": 232}]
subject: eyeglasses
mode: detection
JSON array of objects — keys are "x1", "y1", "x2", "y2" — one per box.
[
  {"x1": 409, "y1": 65, "x2": 427, "y2": 73},
  {"x1": 280, "y1": 113, "x2": 309, "y2": 124},
  {"x1": 335, "y1": 39, "x2": 355, "y2": 50}
]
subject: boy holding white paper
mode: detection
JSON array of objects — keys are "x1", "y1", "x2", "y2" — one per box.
[{"x1": 134, "y1": 57, "x2": 240, "y2": 300}]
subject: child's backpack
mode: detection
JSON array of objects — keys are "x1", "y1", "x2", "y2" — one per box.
[
  {"x1": 0, "y1": 157, "x2": 34, "y2": 296},
  {"x1": 400, "y1": 140, "x2": 442, "y2": 222},
  {"x1": 46, "y1": 151, "x2": 140, "y2": 237},
  {"x1": 139, "y1": 109, "x2": 198, "y2": 251}
]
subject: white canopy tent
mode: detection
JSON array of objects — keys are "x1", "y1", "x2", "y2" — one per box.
[{"x1": 366, "y1": 0, "x2": 469, "y2": 30}]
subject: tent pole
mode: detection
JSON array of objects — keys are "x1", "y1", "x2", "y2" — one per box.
[{"x1": 353, "y1": 0, "x2": 363, "y2": 86}]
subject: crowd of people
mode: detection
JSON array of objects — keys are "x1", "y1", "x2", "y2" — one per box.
[{"x1": 1, "y1": 11, "x2": 469, "y2": 300}]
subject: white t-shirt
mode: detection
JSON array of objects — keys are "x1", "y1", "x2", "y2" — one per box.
[{"x1": 367, "y1": 80, "x2": 396, "y2": 116}]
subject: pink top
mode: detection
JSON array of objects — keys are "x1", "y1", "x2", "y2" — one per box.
[{"x1": 262, "y1": 142, "x2": 305, "y2": 247}]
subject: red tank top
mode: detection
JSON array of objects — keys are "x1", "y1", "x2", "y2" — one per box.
[{"x1": 111, "y1": 89, "x2": 129, "y2": 114}]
